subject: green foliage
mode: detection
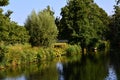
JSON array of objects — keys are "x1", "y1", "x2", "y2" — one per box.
[
  {"x1": 0, "y1": 42, "x2": 8, "y2": 62},
  {"x1": 5, "y1": 10, "x2": 13, "y2": 18},
  {"x1": 88, "y1": 38, "x2": 99, "y2": 49},
  {"x1": 25, "y1": 6, "x2": 58, "y2": 47},
  {"x1": 66, "y1": 45, "x2": 81, "y2": 56},
  {"x1": 0, "y1": 43, "x2": 82, "y2": 68},
  {"x1": 0, "y1": 21, "x2": 29, "y2": 44},
  {"x1": 8, "y1": 22, "x2": 30, "y2": 44},
  {"x1": 0, "y1": 8, "x2": 10, "y2": 29},
  {"x1": 98, "y1": 41, "x2": 106, "y2": 50},
  {"x1": 0, "y1": 0, "x2": 9, "y2": 6},
  {"x1": 0, "y1": 6, "x2": 29, "y2": 45},
  {"x1": 57, "y1": 0, "x2": 109, "y2": 49},
  {"x1": 108, "y1": 5, "x2": 120, "y2": 47}
]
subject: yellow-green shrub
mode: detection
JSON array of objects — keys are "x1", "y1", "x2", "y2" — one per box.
[
  {"x1": 0, "y1": 43, "x2": 81, "y2": 68},
  {"x1": 65, "y1": 45, "x2": 81, "y2": 56}
]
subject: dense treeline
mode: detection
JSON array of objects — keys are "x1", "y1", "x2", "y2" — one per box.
[{"x1": 0, "y1": 0, "x2": 119, "y2": 49}]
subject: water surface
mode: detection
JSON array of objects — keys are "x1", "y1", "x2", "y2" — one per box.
[{"x1": 0, "y1": 53, "x2": 119, "y2": 80}]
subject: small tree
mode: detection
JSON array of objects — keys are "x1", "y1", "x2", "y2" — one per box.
[{"x1": 25, "y1": 6, "x2": 58, "y2": 47}]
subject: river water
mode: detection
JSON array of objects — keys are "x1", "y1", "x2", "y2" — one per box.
[{"x1": 0, "y1": 52, "x2": 120, "y2": 80}]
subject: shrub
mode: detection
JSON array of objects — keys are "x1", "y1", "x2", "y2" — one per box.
[
  {"x1": 66, "y1": 45, "x2": 81, "y2": 56},
  {"x1": 0, "y1": 43, "x2": 82, "y2": 68}
]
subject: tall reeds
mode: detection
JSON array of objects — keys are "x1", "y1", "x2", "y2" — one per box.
[{"x1": 0, "y1": 43, "x2": 82, "y2": 69}]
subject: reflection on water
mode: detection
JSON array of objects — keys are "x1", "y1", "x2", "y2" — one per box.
[
  {"x1": 0, "y1": 53, "x2": 120, "y2": 80},
  {"x1": 63, "y1": 55, "x2": 109, "y2": 80},
  {"x1": 56, "y1": 62, "x2": 64, "y2": 80},
  {"x1": 4, "y1": 75, "x2": 26, "y2": 80},
  {"x1": 105, "y1": 65, "x2": 117, "y2": 80},
  {"x1": 56, "y1": 62, "x2": 63, "y2": 74}
]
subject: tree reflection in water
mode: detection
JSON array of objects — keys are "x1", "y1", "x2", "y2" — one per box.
[
  {"x1": 63, "y1": 55, "x2": 109, "y2": 80},
  {"x1": 1, "y1": 53, "x2": 120, "y2": 80}
]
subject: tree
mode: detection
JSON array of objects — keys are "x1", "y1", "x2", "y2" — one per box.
[
  {"x1": 25, "y1": 6, "x2": 58, "y2": 47},
  {"x1": 5, "y1": 10, "x2": 13, "y2": 18},
  {"x1": 108, "y1": 5, "x2": 120, "y2": 47},
  {"x1": 0, "y1": 14, "x2": 29, "y2": 44},
  {"x1": 7, "y1": 22, "x2": 30, "y2": 44},
  {"x1": 117, "y1": 0, "x2": 120, "y2": 5},
  {"x1": 56, "y1": 0, "x2": 109, "y2": 50},
  {"x1": 0, "y1": 0, "x2": 9, "y2": 6},
  {"x1": 0, "y1": 1, "x2": 29, "y2": 44}
]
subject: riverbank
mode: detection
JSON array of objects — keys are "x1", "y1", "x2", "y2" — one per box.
[
  {"x1": 0, "y1": 43, "x2": 81, "y2": 69},
  {"x1": 0, "y1": 51, "x2": 111, "y2": 80}
]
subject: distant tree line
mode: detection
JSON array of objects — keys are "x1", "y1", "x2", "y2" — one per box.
[{"x1": 0, "y1": 0, "x2": 120, "y2": 50}]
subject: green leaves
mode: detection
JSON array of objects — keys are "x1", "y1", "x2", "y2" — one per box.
[
  {"x1": 0, "y1": 22, "x2": 29, "y2": 44},
  {"x1": 108, "y1": 5, "x2": 120, "y2": 47},
  {"x1": 0, "y1": 7, "x2": 29, "y2": 44},
  {"x1": 57, "y1": 0, "x2": 109, "y2": 49},
  {"x1": 25, "y1": 7, "x2": 58, "y2": 47},
  {"x1": 0, "y1": 0, "x2": 9, "y2": 6}
]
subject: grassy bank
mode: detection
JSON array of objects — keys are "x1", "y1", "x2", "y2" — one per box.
[{"x1": 0, "y1": 42, "x2": 81, "y2": 69}]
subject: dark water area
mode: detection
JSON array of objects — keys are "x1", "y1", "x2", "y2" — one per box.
[{"x1": 0, "y1": 51, "x2": 120, "y2": 80}]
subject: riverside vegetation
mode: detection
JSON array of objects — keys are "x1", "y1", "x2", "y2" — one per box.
[
  {"x1": 0, "y1": 0, "x2": 119, "y2": 69},
  {"x1": 0, "y1": 42, "x2": 81, "y2": 69}
]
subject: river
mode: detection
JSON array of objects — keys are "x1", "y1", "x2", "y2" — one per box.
[{"x1": 0, "y1": 51, "x2": 120, "y2": 80}]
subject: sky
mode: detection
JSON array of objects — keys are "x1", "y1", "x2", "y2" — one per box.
[{"x1": 2, "y1": 0, "x2": 116, "y2": 25}]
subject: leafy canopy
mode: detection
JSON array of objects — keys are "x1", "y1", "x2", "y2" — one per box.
[
  {"x1": 108, "y1": 5, "x2": 120, "y2": 47},
  {"x1": 0, "y1": 0, "x2": 29, "y2": 44},
  {"x1": 25, "y1": 6, "x2": 58, "y2": 47},
  {"x1": 56, "y1": 0, "x2": 109, "y2": 49},
  {"x1": 0, "y1": 0, "x2": 9, "y2": 6}
]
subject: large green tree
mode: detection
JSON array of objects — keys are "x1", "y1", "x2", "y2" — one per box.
[
  {"x1": 56, "y1": 0, "x2": 109, "y2": 49},
  {"x1": 25, "y1": 6, "x2": 58, "y2": 47},
  {"x1": 5, "y1": 22, "x2": 29, "y2": 44},
  {"x1": 108, "y1": 5, "x2": 120, "y2": 47},
  {"x1": 0, "y1": 10, "x2": 29, "y2": 44},
  {"x1": 0, "y1": 0, "x2": 29, "y2": 44}
]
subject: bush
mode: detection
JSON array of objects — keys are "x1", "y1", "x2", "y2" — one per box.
[
  {"x1": 66, "y1": 45, "x2": 81, "y2": 56},
  {"x1": 0, "y1": 43, "x2": 82, "y2": 68},
  {"x1": 3, "y1": 44, "x2": 35, "y2": 66}
]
